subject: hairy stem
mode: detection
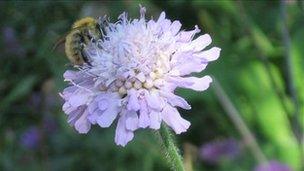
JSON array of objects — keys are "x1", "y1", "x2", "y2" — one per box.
[
  {"x1": 158, "y1": 124, "x2": 185, "y2": 171},
  {"x1": 212, "y1": 78, "x2": 267, "y2": 164}
]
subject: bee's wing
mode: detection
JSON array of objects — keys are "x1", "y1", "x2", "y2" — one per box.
[
  {"x1": 52, "y1": 35, "x2": 67, "y2": 51},
  {"x1": 52, "y1": 25, "x2": 87, "y2": 51}
]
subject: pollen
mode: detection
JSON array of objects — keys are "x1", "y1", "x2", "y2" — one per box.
[
  {"x1": 118, "y1": 86, "x2": 127, "y2": 95},
  {"x1": 143, "y1": 78, "x2": 154, "y2": 89},
  {"x1": 133, "y1": 80, "x2": 142, "y2": 89}
]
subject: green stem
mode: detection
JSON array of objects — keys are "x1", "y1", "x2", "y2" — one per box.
[
  {"x1": 212, "y1": 78, "x2": 267, "y2": 164},
  {"x1": 158, "y1": 124, "x2": 185, "y2": 171},
  {"x1": 280, "y1": 0, "x2": 304, "y2": 169}
]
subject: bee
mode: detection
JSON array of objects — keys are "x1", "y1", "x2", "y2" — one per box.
[{"x1": 54, "y1": 17, "x2": 102, "y2": 66}]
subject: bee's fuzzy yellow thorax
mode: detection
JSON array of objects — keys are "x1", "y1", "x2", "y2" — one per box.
[{"x1": 72, "y1": 17, "x2": 97, "y2": 29}]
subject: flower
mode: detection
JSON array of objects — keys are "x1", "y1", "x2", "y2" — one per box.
[
  {"x1": 254, "y1": 160, "x2": 292, "y2": 171},
  {"x1": 60, "y1": 6, "x2": 220, "y2": 146},
  {"x1": 20, "y1": 127, "x2": 41, "y2": 149},
  {"x1": 199, "y1": 138, "x2": 240, "y2": 164}
]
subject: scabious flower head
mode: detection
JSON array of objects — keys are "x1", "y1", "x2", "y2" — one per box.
[{"x1": 60, "y1": 7, "x2": 220, "y2": 146}]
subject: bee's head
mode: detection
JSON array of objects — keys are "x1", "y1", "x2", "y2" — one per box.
[{"x1": 72, "y1": 17, "x2": 97, "y2": 29}]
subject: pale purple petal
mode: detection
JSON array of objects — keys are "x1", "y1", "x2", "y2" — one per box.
[
  {"x1": 168, "y1": 76, "x2": 212, "y2": 91},
  {"x1": 138, "y1": 99, "x2": 150, "y2": 128},
  {"x1": 191, "y1": 34, "x2": 212, "y2": 51},
  {"x1": 96, "y1": 105, "x2": 120, "y2": 127},
  {"x1": 160, "y1": 91, "x2": 191, "y2": 110},
  {"x1": 179, "y1": 34, "x2": 211, "y2": 52},
  {"x1": 98, "y1": 98, "x2": 109, "y2": 111},
  {"x1": 194, "y1": 47, "x2": 221, "y2": 62},
  {"x1": 147, "y1": 20, "x2": 158, "y2": 33},
  {"x1": 63, "y1": 70, "x2": 93, "y2": 84},
  {"x1": 149, "y1": 110, "x2": 162, "y2": 129},
  {"x1": 88, "y1": 101, "x2": 98, "y2": 114},
  {"x1": 67, "y1": 110, "x2": 80, "y2": 125},
  {"x1": 177, "y1": 25, "x2": 200, "y2": 42},
  {"x1": 89, "y1": 93, "x2": 121, "y2": 127},
  {"x1": 170, "y1": 20, "x2": 182, "y2": 36},
  {"x1": 125, "y1": 111, "x2": 139, "y2": 131},
  {"x1": 127, "y1": 89, "x2": 140, "y2": 111},
  {"x1": 67, "y1": 106, "x2": 86, "y2": 126},
  {"x1": 162, "y1": 104, "x2": 190, "y2": 134},
  {"x1": 160, "y1": 19, "x2": 172, "y2": 31},
  {"x1": 62, "y1": 102, "x2": 75, "y2": 114},
  {"x1": 165, "y1": 76, "x2": 194, "y2": 91},
  {"x1": 74, "y1": 109, "x2": 91, "y2": 134},
  {"x1": 115, "y1": 114, "x2": 134, "y2": 147},
  {"x1": 145, "y1": 90, "x2": 164, "y2": 111},
  {"x1": 181, "y1": 76, "x2": 212, "y2": 91},
  {"x1": 157, "y1": 12, "x2": 166, "y2": 23},
  {"x1": 63, "y1": 70, "x2": 78, "y2": 81},
  {"x1": 61, "y1": 86, "x2": 77, "y2": 99},
  {"x1": 68, "y1": 93, "x2": 89, "y2": 107},
  {"x1": 171, "y1": 52, "x2": 208, "y2": 76},
  {"x1": 175, "y1": 61, "x2": 207, "y2": 76}
]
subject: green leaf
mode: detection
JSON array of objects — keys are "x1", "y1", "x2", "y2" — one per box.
[
  {"x1": 239, "y1": 62, "x2": 300, "y2": 169},
  {"x1": 0, "y1": 75, "x2": 37, "y2": 110}
]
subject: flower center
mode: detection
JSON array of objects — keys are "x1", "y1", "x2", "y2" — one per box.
[{"x1": 99, "y1": 69, "x2": 165, "y2": 96}]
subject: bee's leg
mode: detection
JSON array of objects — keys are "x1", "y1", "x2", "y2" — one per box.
[
  {"x1": 82, "y1": 51, "x2": 92, "y2": 66},
  {"x1": 64, "y1": 63, "x2": 74, "y2": 68},
  {"x1": 87, "y1": 30, "x2": 97, "y2": 43},
  {"x1": 80, "y1": 43, "x2": 92, "y2": 66},
  {"x1": 80, "y1": 42, "x2": 86, "y2": 48},
  {"x1": 87, "y1": 30, "x2": 94, "y2": 42},
  {"x1": 97, "y1": 40, "x2": 103, "y2": 49}
]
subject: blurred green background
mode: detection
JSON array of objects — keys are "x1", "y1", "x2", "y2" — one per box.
[{"x1": 0, "y1": 1, "x2": 303, "y2": 171}]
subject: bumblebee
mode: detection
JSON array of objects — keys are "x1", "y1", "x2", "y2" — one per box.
[{"x1": 55, "y1": 17, "x2": 102, "y2": 65}]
